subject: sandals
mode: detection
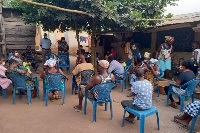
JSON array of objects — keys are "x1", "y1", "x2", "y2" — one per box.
[
  {"x1": 49, "y1": 95, "x2": 56, "y2": 102},
  {"x1": 74, "y1": 105, "x2": 82, "y2": 112},
  {"x1": 127, "y1": 93, "x2": 133, "y2": 97},
  {"x1": 55, "y1": 95, "x2": 61, "y2": 100},
  {"x1": 172, "y1": 118, "x2": 189, "y2": 131},
  {"x1": 125, "y1": 117, "x2": 135, "y2": 123},
  {"x1": 170, "y1": 102, "x2": 177, "y2": 108}
]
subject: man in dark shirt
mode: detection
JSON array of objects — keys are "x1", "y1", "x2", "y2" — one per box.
[{"x1": 164, "y1": 60, "x2": 195, "y2": 108}]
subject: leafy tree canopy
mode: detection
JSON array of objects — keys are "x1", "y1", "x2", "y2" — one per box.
[{"x1": 10, "y1": 0, "x2": 178, "y2": 32}]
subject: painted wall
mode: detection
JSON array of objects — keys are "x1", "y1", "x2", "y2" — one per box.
[{"x1": 35, "y1": 25, "x2": 90, "y2": 54}]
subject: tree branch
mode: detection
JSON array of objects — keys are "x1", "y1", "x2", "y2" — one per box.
[{"x1": 17, "y1": 0, "x2": 88, "y2": 15}]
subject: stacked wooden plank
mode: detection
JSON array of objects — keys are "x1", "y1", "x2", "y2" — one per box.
[{"x1": 3, "y1": 8, "x2": 36, "y2": 50}]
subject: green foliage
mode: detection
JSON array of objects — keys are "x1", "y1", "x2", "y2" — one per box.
[
  {"x1": 10, "y1": 0, "x2": 179, "y2": 32},
  {"x1": 2, "y1": 0, "x2": 14, "y2": 6},
  {"x1": 165, "y1": 13, "x2": 173, "y2": 18}
]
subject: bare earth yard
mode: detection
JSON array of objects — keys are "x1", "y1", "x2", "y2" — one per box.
[{"x1": 0, "y1": 55, "x2": 199, "y2": 133}]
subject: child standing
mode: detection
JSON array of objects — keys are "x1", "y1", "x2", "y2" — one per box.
[{"x1": 23, "y1": 57, "x2": 32, "y2": 76}]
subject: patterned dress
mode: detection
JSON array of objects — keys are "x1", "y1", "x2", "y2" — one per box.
[
  {"x1": 184, "y1": 101, "x2": 200, "y2": 117},
  {"x1": 58, "y1": 42, "x2": 69, "y2": 54},
  {"x1": 6, "y1": 68, "x2": 35, "y2": 87}
]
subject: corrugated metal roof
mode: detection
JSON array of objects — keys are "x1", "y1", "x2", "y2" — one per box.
[{"x1": 157, "y1": 12, "x2": 200, "y2": 26}]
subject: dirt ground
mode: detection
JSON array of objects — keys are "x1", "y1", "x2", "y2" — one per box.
[{"x1": 0, "y1": 55, "x2": 200, "y2": 133}]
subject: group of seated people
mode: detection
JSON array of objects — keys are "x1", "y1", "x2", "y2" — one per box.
[{"x1": 0, "y1": 48, "x2": 200, "y2": 130}]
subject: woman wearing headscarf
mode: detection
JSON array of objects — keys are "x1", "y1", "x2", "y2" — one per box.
[
  {"x1": 58, "y1": 37, "x2": 69, "y2": 55},
  {"x1": 156, "y1": 36, "x2": 174, "y2": 79},
  {"x1": 40, "y1": 58, "x2": 69, "y2": 100}
]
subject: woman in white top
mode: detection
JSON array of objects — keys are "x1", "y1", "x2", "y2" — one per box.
[{"x1": 192, "y1": 41, "x2": 200, "y2": 75}]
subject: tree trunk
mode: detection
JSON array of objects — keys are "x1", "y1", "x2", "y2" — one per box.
[
  {"x1": 75, "y1": 22, "x2": 81, "y2": 56},
  {"x1": 91, "y1": 18, "x2": 96, "y2": 69}
]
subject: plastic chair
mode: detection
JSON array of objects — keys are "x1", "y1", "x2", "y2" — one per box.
[
  {"x1": 84, "y1": 82, "x2": 117, "y2": 123},
  {"x1": 153, "y1": 69, "x2": 164, "y2": 97},
  {"x1": 0, "y1": 86, "x2": 6, "y2": 99},
  {"x1": 44, "y1": 53, "x2": 58, "y2": 62},
  {"x1": 0, "y1": 82, "x2": 12, "y2": 99},
  {"x1": 0, "y1": 75, "x2": 8, "y2": 99},
  {"x1": 57, "y1": 53, "x2": 70, "y2": 72},
  {"x1": 72, "y1": 69, "x2": 95, "y2": 95},
  {"x1": 43, "y1": 73, "x2": 67, "y2": 106},
  {"x1": 125, "y1": 59, "x2": 132, "y2": 82},
  {"x1": 121, "y1": 106, "x2": 160, "y2": 133},
  {"x1": 190, "y1": 108, "x2": 200, "y2": 133},
  {"x1": 166, "y1": 78, "x2": 200, "y2": 112},
  {"x1": 6, "y1": 72, "x2": 39, "y2": 105},
  {"x1": 113, "y1": 66, "x2": 130, "y2": 92}
]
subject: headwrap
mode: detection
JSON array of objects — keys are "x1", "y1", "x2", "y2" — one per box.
[
  {"x1": 150, "y1": 58, "x2": 158, "y2": 64},
  {"x1": 144, "y1": 52, "x2": 151, "y2": 59},
  {"x1": 44, "y1": 58, "x2": 57, "y2": 67},
  {"x1": 98, "y1": 60, "x2": 109, "y2": 69},
  {"x1": 165, "y1": 36, "x2": 174, "y2": 43}
]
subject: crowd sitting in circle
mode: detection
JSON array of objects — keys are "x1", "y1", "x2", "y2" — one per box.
[{"x1": 1, "y1": 36, "x2": 200, "y2": 132}]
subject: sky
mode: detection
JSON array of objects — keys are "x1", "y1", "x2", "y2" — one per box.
[{"x1": 165, "y1": 0, "x2": 200, "y2": 16}]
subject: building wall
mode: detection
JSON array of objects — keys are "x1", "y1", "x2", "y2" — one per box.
[
  {"x1": 35, "y1": 26, "x2": 90, "y2": 54},
  {"x1": 3, "y1": 9, "x2": 36, "y2": 51}
]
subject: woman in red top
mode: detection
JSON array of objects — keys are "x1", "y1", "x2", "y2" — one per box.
[{"x1": 109, "y1": 47, "x2": 116, "y2": 57}]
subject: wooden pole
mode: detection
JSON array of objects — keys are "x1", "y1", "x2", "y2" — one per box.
[
  {"x1": 17, "y1": 0, "x2": 88, "y2": 15},
  {"x1": 146, "y1": 17, "x2": 190, "y2": 21},
  {"x1": 91, "y1": 18, "x2": 96, "y2": 69}
]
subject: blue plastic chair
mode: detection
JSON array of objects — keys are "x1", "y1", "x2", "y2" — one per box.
[
  {"x1": 84, "y1": 82, "x2": 117, "y2": 123},
  {"x1": 0, "y1": 82, "x2": 12, "y2": 99},
  {"x1": 166, "y1": 78, "x2": 200, "y2": 112},
  {"x1": 0, "y1": 75, "x2": 8, "y2": 99},
  {"x1": 0, "y1": 86, "x2": 6, "y2": 99},
  {"x1": 113, "y1": 66, "x2": 130, "y2": 92},
  {"x1": 57, "y1": 53, "x2": 70, "y2": 72},
  {"x1": 72, "y1": 69, "x2": 95, "y2": 95},
  {"x1": 121, "y1": 106, "x2": 160, "y2": 133},
  {"x1": 125, "y1": 59, "x2": 132, "y2": 82},
  {"x1": 45, "y1": 53, "x2": 58, "y2": 62},
  {"x1": 190, "y1": 108, "x2": 200, "y2": 133},
  {"x1": 43, "y1": 73, "x2": 67, "y2": 106},
  {"x1": 153, "y1": 69, "x2": 164, "y2": 97},
  {"x1": 6, "y1": 72, "x2": 39, "y2": 105}
]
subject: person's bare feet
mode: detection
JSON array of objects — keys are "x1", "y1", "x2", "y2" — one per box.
[
  {"x1": 174, "y1": 118, "x2": 189, "y2": 126},
  {"x1": 74, "y1": 105, "x2": 82, "y2": 112},
  {"x1": 174, "y1": 115, "x2": 183, "y2": 120},
  {"x1": 127, "y1": 93, "x2": 133, "y2": 97}
]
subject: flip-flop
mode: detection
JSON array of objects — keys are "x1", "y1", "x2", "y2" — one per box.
[
  {"x1": 125, "y1": 117, "x2": 134, "y2": 123},
  {"x1": 127, "y1": 94, "x2": 133, "y2": 97},
  {"x1": 55, "y1": 95, "x2": 61, "y2": 100},
  {"x1": 74, "y1": 105, "x2": 82, "y2": 112},
  {"x1": 172, "y1": 119, "x2": 189, "y2": 130}
]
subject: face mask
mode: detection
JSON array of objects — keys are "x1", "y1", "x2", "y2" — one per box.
[
  {"x1": 61, "y1": 40, "x2": 65, "y2": 43},
  {"x1": 44, "y1": 36, "x2": 47, "y2": 39},
  {"x1": 14, "y1": 53, "x2": 19, "y2": 56},
  {"x1": 1, "y1": 62, "x2": 5, "y2": 65}
]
